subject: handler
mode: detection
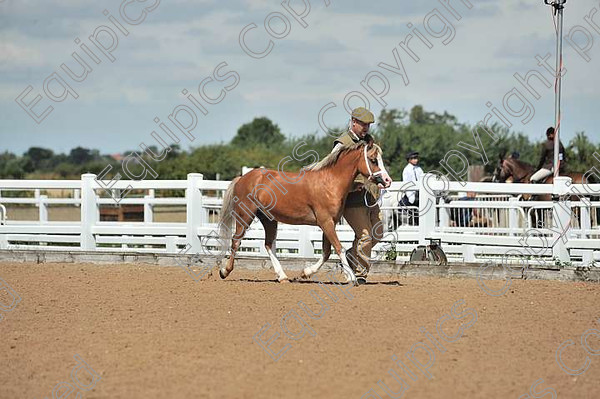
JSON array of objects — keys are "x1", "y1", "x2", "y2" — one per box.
[{"x1": 332, "y1": 107, "x2": 382, "y2": 284}]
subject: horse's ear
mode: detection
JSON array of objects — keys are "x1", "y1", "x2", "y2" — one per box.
[{"x1": 364, "y1": 134, "x2": 374, "y2": 146}]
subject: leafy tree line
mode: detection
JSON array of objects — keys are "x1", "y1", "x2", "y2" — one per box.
[
  {"x1": 0, "y1": 146, "x2": 112, "y2": 179},
  {"x1": 377, "y1": 106, "x2": 599, "y2": 178},
  {"x1": 2, "y1": 108, "x2": 598, "y2": 181}
]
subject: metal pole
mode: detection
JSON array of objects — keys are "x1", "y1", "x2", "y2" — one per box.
[{"x1": 552, "y1": 1, "x2": 566, "y2": 178}]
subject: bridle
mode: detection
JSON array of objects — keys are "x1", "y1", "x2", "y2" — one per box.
[
  {"x1": 363, "y1": 144, "x2": 387, "y2": 208},
  {"x1": 363, "y1": 144, "x2": 384, "y2": 181}
]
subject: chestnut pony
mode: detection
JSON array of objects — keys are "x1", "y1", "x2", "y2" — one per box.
[{"x1": 217, "y1": 141, "x2": 392, "y2": 284}]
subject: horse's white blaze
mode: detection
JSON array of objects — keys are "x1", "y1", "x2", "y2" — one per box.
[
  {"x1": 365, "y1": 145, "x2": 392, "y2": 187},
  {"x1": 267, "y1": 247, "x2": 288, "y2": 281},
  {"x1": 376, "y1": 150, "x2": 392, "y2": 187},
  {"x1": 363, "y1": 145, "x2": 375, "y2": 178}
]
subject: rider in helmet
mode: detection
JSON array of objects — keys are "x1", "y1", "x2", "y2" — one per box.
[
  {"x1": 530, "y1": 127, "x2": 566, "y2": 183},
  {"x1": 332, "y1": 107, "x2": 381, "y2": 285}
]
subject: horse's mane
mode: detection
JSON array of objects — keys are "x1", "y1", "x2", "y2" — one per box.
[{"x1": 310, "y1": 141, "x2": 379, "y2": 172}]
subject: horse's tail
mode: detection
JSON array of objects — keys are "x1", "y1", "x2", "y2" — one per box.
[{"x1": 219, "y1": 176, "x2": 241, "y2": 243}]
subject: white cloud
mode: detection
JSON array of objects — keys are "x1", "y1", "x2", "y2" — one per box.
[{"x1": 0, "y1": 42, "x2": 44, "y2": 67}]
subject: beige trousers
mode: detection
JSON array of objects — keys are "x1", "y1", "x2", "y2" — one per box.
[{"x1": 342, "y1": 199, "x2": 381, "y2": 278}]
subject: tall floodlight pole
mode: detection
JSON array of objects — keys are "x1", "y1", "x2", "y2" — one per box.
[
  {"x1": 545, "y1": 0, "x2": 566, "y2": 178},
  {"x1": 545, "y1": 1, "x2": 570, "y2": 263}
]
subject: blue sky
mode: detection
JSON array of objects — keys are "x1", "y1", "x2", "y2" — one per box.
[{"x1": 0, "y1": 0, "x2": 599, "y2": 155}]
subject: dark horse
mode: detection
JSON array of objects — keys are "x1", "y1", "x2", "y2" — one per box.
[
  {"x1": 492, "y1": 154, "x2": 589, "y2": 227},
  {"x1": 217, "y1": 141, "x2": 392, "y2": 284},
  {"x1": 493, "y1": 155, "x2": 586, "y2": 192}
]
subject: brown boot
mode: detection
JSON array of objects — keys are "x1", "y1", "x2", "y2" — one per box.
[
  {"x1": 346, "y1": 250, "x2": 368, "y2": 278},
  {"x1": 344, "y1": 250, "x2": 355, "y2": 270}
]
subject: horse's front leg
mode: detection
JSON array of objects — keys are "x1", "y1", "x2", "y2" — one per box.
[{"x1": 318, "y1": 219, "x2": 357, "y2": 285}]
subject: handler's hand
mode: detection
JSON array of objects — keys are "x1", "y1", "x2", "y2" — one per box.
[{"x1": 352, "y1": 183, "x2": 364, "y2": 192}]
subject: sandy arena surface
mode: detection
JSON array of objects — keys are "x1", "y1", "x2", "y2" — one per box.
[{"x1": 0, "y1": 262, "x2": 599, "y2": 399}]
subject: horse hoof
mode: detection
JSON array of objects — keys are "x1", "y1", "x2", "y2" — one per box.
[
  {"x1": 278, "y1": 277, "x2": 290, "y2": 283},
  {"x1": 300, "y1": 268, "x2": 312, "y2": 279},
  {"x1": 219, "y1": 268, "x2": 228, "y2": 279}
]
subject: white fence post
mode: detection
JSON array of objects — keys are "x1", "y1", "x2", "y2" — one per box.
[
  {"x1": 579, "y1": 203, "x2": 591, "y2": 238},
  {"x1": 74, "y1": 189, "x2": 81, "y2": 207},
  {"x1": 0, "y1": 203, "x2": 6, "y2": 248},
  {"x1": 39, "y1": 195, "x2": 48, "y2": 223},
  {"x1": 166, "y1": 236, "x2": 177, "y2": 253},
  {"x1": 0, "y1": 202, "x2": 7, "y2": 248},
  {"x1": 463, "y1": 244, "x2": 475, "y2": 262},
  {"x1": 439, "y1": 198, "x2": 449, "y2": 230},
  {"x1": 144, "y1": 194, "x2": 153, "y2": 224},
  {"x1": 579, "y1": 203, "x2": 593, "y2": 264},
  {"x1": 143, "y1": 191, "x2": 154, "y2": 249},
  {"x1": 418, "y1": 174, "x2": 436, "y2": 246},
  {"x1": 81, "y1": 174, "x2": 98, "y2": 250},
  {"x1": 552, "y1": 177, "x2": 571, "y2": 262},
  {"x1": 298, "y1": 225, "x2": 314, "y2": 257},
  {"x1": 186, "y1": 173, "x2": 204, "y2": 253},
  {"x1": 509, "y1": 197, "x2": 519, "y2": 236}
]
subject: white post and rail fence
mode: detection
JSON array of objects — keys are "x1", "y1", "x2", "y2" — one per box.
[{"x1": 0, "y1": 173, "x2": 598, "y2": 267}]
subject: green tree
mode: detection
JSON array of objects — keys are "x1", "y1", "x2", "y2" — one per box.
[
  {"x1": 69, "y1": 147, "x2": 95, "y2": 164},
  {"x1": 566, "y1": 131, "x2": 599, "y2": 172},
  {"x1": 378, "y1": 106, "x2": 459, "y2": 178},
  {"x1": 24, "y1": 147, "x2": 54, "y2": 171},
  {"x1": 409, "y1": 105, "x2": 457, "y2": 126},
  {"x1": 2, "y1": 158, "x2": 28, "y2": 178},
  {"x1": 231, "y1": 117, "x2": 285, "y2": 148}
]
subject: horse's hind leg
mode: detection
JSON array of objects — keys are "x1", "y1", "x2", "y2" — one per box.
[
  {"x1": 301, "y1": 232, "x2": 331, "y2": 278},
  {"x1": 220, "y1": 217, "x2": 251, "y2": 279},
  {"x1": 259, "y1": 214, "x2": 288, "y2": 282}
]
